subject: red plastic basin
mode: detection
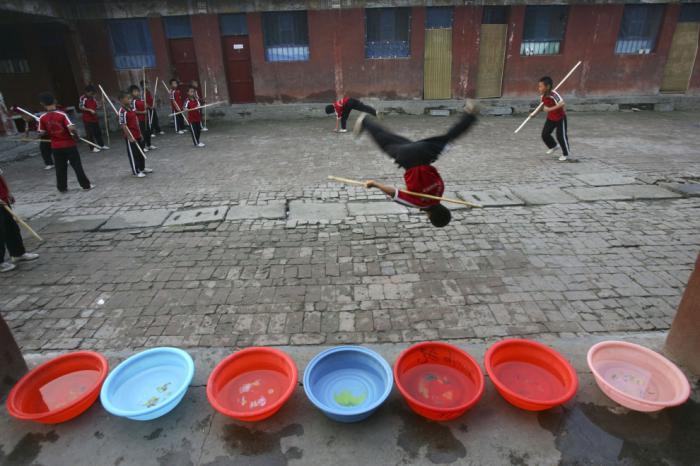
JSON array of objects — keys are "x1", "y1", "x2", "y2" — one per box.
[
  {"x1": 207, "y1": 347, "x2": 297, "y2": 422},
  {"x1": 394, "y1": 342, "x2": 485, "y2": 421},
  {"x1": 485, "y1": 339, "x2": 578, "y2": 411},
  {"x1": 6, "y1": 351, "x2": 109, "y2": 424}
]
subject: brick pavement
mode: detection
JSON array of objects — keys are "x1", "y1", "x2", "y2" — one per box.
[{"x1": 1, "y1": 111, "x2": 699, "y2": 352}]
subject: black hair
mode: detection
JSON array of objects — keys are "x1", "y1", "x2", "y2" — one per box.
[
  {"x1": 539, "y1": 76, "x2": 553, "y2": 89},
  {"x1": 325, "y1": 104, "x2": 334, "y2": 115},
  {"x1": 139, "y1": 80, "x2": 146, "y2": 87},
  {"x1": 188, "y1": 86, "x2": 196, "y2": 91},
  {"x1": 117, "y1": 91, "x2": 130, "y2": 100},
  {"x1": 85, "y1": 84, "x2": 96, "y2": 93},
  {"x1": 128, "y1": 85, "x2": 140, "y2": 93},
  {"x1": 169, "y1": 78, "x2": 179, "y2": 84},
  {"x1": 39, "y1": 92, "x2": 55, "y2": 106},
  {"x1": 425, "y1": 204, "x2": 451, "y2": 228}
]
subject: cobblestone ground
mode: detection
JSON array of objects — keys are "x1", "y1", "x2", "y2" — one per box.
[{"x1": 1, "y1": 111, "x2": 699, "y2": 353}]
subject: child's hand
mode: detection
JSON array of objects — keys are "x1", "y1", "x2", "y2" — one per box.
[{"x1": 365, "y1": 180, "x2": 376, "y2": 189}]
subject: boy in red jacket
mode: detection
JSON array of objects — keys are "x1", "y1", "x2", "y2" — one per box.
[
  {"x1": 325, "y1": 96, "x2": 378, "y2": 133},
  {"x1": 354, "y1": 100, "x2": 478, "y2": 228},
  {"x1": 129, "y1": 85, "x2": 156, "y2": 151},
  {"x1": 140, "y1": 79, "x2": 163, "y2": 137},
  {"x1": 184, "y1": 86, "x2": 204, "y2": 147},
  {"x1": 169, "y1": 78, "x2": 186, "y2": 134},
  {"x1": 118, "y1": 91, "x2": 152, "y2": 178},
  {"x1": 0, "y1": 170, "x2": 39, "y2": 272},
  {"x1": 531, "y1": 76, "x2": 570, "y2": 162},
  {"x1": 78, "y1": 85, "x2": 109, "y2": 152}
]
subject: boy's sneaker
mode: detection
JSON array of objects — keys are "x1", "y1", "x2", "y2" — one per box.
[
  {"x1": 197, "y1": 142, "x2": 206, "y2": 147},
  {"x1": 151, "y1": 134, "x2": 157, "y2": 138},
  {"x1": 101, "y1": 146, "x2": 110, "y2": 150},
  {"x1": 464, "y1": 99, "x2": 480, "y2": 114},
  {"x1": 202, "y1": 127, "x2": 209, "y2": 132},
  {"x1": 83, "y1": 184, "x2": 96, "y2": 191},
  {"x1": 143, "y1": 147, "x2": 149, "y2": 152},
  {"x1": 558, "y1": 155, "x2": 569, "y2": 162},
  {"x1": 136, "y1": 172, "x2": 147, "y2": 178},
  {"x1": 177, "y1": 130, "x2": 185, "y2": 135},
  {"x1": 44, "y1": 165, "x2": 54, "y2": 170},
  {"x1": 91, "y1": 147, "x2": 100, "y2": 153},
  {"x1": 159, "y1": 131, "x2": 165, "y2": 135},
  {"x1": 546, "y1": 145, "x2": 559, "y2": 155},
  {"x1": 0, "y1": 261, "x2": 16, "y2": 273},
  {"x1": 338, "y1": 129, "x2": 348, "y2": 133},
  {"x1": 148, "y1": 145, "x2": 157, "y2": 150},
  {"x1": 143, "y1": 168, "x2": 153, "y2": 173},
  {"x1": 12, "y1": 252, "x2": 39, "y2": 262},
  {"x1": 353, "y1": 114, "x2": 367, "y2": 137}
]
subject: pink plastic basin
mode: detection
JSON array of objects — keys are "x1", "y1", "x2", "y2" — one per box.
[{"x1": 587, "y1": 341, "x2": 690, "y2": 412}]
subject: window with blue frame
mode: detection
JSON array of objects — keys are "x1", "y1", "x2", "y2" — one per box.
[
  {"x1": 107, "y1": 19, "x2": 156, "y2": 69},
  {"x1": 426, "y1": 7, "x2": 453, "y2": 29},
  {"x1": 163, "y1": 16, "x2": 193, "y2": 39},
  {"x1": 615, "y1": 5, "x2": 664, "y2": 54},
  {"x1": 366, "y1": 8, "x2": 411, "y2": 59},
  {"x1": 521, "y1": 6, "x2": 568, "y2": 56},
  {"x1": 262, "y1": 11, "x2": 309, "y2": 62},
  {"x1": 220, "y1": 13, "x2": 248, "y2": 36}
]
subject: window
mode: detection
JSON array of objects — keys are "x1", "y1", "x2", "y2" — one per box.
[
  {"x1": 366, "y1": 8, "x2": 411, "y2": 58},
  {"x1": 615, "y1": 5, "x2": 664, "y2": 54},
  {"x1": 521, "y1": 6, "x2": 568, "y2": 56},
  {"x1": 220, "y1": 13, "x2": 248, "y2": 35},
  {"x1": 0, "y1": 29, "x2": 29, "y2": 73},
  {"x1": 107, "y1": 19, "x2": 155, "y2": 69},
  {"x1": 163, "y1": 16, "x2": 192, "y2": 39},
  {"x1": 262, "y1": 11, "x2": 309, "y2": 62},
  {"x1": 426, "y1": 7, "x2": 453, "y2": 29},
  {"x1": 483, "y1": 6, "x2": 508, "y2": 25},
  {"x1": 679, "y1": 3, "x2": 700, "y2": 23}
]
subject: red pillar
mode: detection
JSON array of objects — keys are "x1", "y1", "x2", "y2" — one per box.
[
  {"x1": 190, "y1": 14, "x2": 230, "y2": 103},
  {"x1": 452, "y1": 6, "x2": 482, "y2": 98},
  {"x1": 0, "y1": 315, "x2": 27, "y2": 398},
  {"x1": 148, "y1": 16, "x2": 173, "y2": 88},
  {"x1": 666, "y1": 252, "x2": 700, "y2": 374}
]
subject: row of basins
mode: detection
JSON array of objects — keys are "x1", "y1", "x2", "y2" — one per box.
[{"x1": 6, "y1": 339, "x2": 691, "y2": 424}]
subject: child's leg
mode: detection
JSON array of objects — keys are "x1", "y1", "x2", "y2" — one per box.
[
  {"x1": 348, "y1": 98, "x2": 377, "y2": 117},
  {"x1": 554, "y1": 117, "x2": 570, "y2": 156},
  {"x1": 139, "y1": 121, "x2": 151, "y2": 147},
  {"x1": 67, "y1": 148, "x2": 91, "y2": 189},
  {"x1": 39, "y1": 141, "x2": 53, "y2": 167},
  {"x1": 126, "y1": 140, "x2": 138, "y2": 175},
  {"x1": 152, "y1": 110, "x2": 161, "y2": 133},
  {"x1": 190, "y1": 121, "x2": 199, "y2": 145},
  {"x1": 194, "y1": 122, "x2": 201, "y2": 143},
  {"x1": 53, "y1": 150, "x2": 69, "y2": 191},
  {"x1": 93, "y1": 122, "x2": 105, "y2": 147},
  {"x1": 0, "y1": 207, "x2": 26, "y2": 260},
  {"x1": 173, "y1": 112, "x2": 180, "y2": 132},
  {"x1": 133, "y1": 141, "x2": 146, "y2": 172},
  {"x1": 340, "y1": 108, "x2": 351, "y2": 130},
  {"x1": 541, "y1": 120, "x2": 557, "y2": 149}
]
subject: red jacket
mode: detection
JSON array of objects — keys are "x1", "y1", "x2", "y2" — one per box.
[
  {"x1": 392, "y1": 165, "x2": 444, "y2": 209},
  {"x1": 542, "y1": 91, "x2": 566, "y2": 122},
  {"x1": 118, "y1": 106, "x2": 142, "y2": 140},
  {"x1": 0, "y1": 174, "x2": 11, "y2": 205},
  {"x1": 132, "y1": 98, "x2": 147, "y2": 122},
  {"x1": 79, "y1": 95, "x2": 99, "y2": 123},
  {"x1": 185, "y1": 98, "x2": 201, "y2": 123},
  {"x1": 144, "y1": 89, "x2": 154, "y2": 107},
  {"x1": 38, "y1": 111, "x2": 77, "y2": 149},
  {"x1": 169, "y1": 88, "x2": 184, "y2": 111},
  {"x1": 332, "y1": 97, "x2": 349, "y2": 118}
]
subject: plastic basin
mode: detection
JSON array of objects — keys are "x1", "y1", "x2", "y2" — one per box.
[
  {"x1": 207, "y1": 347, "x2": 297, "y2": 422},
  {"x1": 587, "y1": 341, "x2": 690, "y2": 412},
  {"x1": 6, "y1": 351, "x2": 108, "y2": 424},
  {"x1": 100, "y1": 347, "x2": 194, "y2": 421},
  {"x1": 303, "y1": 346, "x2": 393, "y2": 423},
  {"x1": 394, "y1": 342, "x2": 485, "y2": 421},
  {"x1": 485, "y1": 339, "x2": 578, "y2": 411}
]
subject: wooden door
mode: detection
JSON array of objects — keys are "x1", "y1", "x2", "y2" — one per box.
[
  {"x1": 222, "y1": 36, "x2": 255, "y2": 103},
  {"x1": 424, "y1": 29, "x2": 453, "y2": 100},
  {"x1": 660, "y1": 22, "x2": 700, "y2": 93},
  {"x1": 476, "y1": 24, "x2": 508, "y2": 98},
  {"x1": 168, "y1": 38, "x2": 199, "y2": 85}
]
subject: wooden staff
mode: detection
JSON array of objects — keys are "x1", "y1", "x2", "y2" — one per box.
[
  {"x1": 142, "y1": 66, "x2": 150, "y2": 134},
  {"x1": 514, "y1": 60, "x2": 582, "y2": 134},
  {"x1": 98, "y1": 85, "x2": 148, "y2": 160},
  {"x1": 203, "y1": 80, "x2": 208, "y2": 128},
  {"x1": 149, "y1": 75, "x2": 159, "y2": 127},
  {"x1": 1, "y1": 202, "x2": 44, "y2": 242},
  {"x1": 328, "y1": 176, "x2": 482, "y2": 208},
  {"x1": 102, "y1": 91, "x2": 111, "y2": 146},
  {"x1": 11, "y1": 138, "x2": 51, "y2": 143},
  {"x1": 168, "y1": 101, "x2": 225, "y2": 117},
  {"x1": 161, "y1": 80, "x2": 191, "y2": 127},
  {"x1": 15, "y1": 106, "x2": 102, "y2": 150}
]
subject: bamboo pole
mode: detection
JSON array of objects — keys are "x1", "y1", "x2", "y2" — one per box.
[
  {"x1": 149, "y1": 75, "x2": 159, "y2": 127},
  {"x1": 142, "y1": 66, "x2": 149, "y2": 134},
  {"x1": 15, "y1": 106, "x2": 102, "y2": 150},
  {"x1": 10, "y1": 138, "x2": 51, "y2": 143},
  {"x1": 98, "y1": 85, "x2": 148, "y2": 160},
  {"x1": 514, "y1": 60, "x2": 583, "y2": 134},
  {"x1": 328, "y1": 176, "x2": 482, "y2": 208},
  {"x1": 203, "y1": 80, "x2": 208, "y2": 128},
  {"x1": 1, "y1": 202, "x2": 43, "y2": 242},
  {"x1": 102, "y1": 92, "x2": 110, "y2": 146},
  {"x1": 168, "y1": 101, "x2": 225, "y2": 117}
]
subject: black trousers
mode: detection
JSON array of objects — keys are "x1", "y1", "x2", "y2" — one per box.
[
  {"x1": 542, "y1": 117, "x2": 570, "y2": 156},
  {"x1": 52, "y1": 147, "x2": 91, "y2": 192},
  {"x1": 84, "y1": 121, "x2": 104, "y2": 148},
  {"x1": 126, "y1": 139, "x2": 146, "y2": 175},
  {"x1": 0, "y1": 206, "x2": 25, "y2": 262},
  {"x1": 173, "y1": 113, "x2": 185, "y2": 132},
  {"x1": 139, "y1": 121, "x2": 151, "y2": 147},
  {"x1": 362, "y1": 112, "x2": 476, "y2": 169},
  {"x1": 190, "y1": 122, "x2": 201, "y2": 145},
  {"x1": 149, "y1": 109, "x2": 161, "y2": 133},
  {"x1": 340, "y1": 98, "x2": 377, "y2": 130},
  {"x1": 39, "y1": 141, "x2": 53, "y2": 167}
]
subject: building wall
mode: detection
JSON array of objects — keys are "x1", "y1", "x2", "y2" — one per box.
[{"x1": 451, "y1": 5, "x2": 482, "y2": 98}]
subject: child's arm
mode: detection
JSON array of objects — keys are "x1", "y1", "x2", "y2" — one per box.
[
  {"x1": 334, "y1": 118, "x2": 339, "y2": 132},
  {"x1": 365, "y1": 180, "x2": 396, "y2": 197},
  {"x1": 121, "y1": 124, "x2": 135, "y2": 142}
]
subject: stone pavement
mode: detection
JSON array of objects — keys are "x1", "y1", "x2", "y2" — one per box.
[{"x1": 0, "y1": 111, "x2": 699, "y2": 353}]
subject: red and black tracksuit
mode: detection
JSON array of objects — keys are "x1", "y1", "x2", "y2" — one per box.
[
  {"x1": 169, "y1": 88, "x2": 186, "y2": 132},
  {"x1": 132, "y1": 97, "x2": 151, "y2": 147},
  {"x1": 541, "y1": 91, "x2": 570, "y2": 156},
  {"x1": 38, "y1": 111, "x2": 91, "y2": 192},
  {"x1": 119, "y1": 105, "x2": 145, "y2": 175},
  {"x1": 0, "y1": 175, "x2": 26, "y2": 263},
  {"x1": 333, "y1": 97, "x2": 377, "y2": 130},
  {"x1": 185, "y1": 97, "x2": 202, "y2": 145},
  {"x1": 79, "y1": 94, "x2": 104, "y2": 148}
]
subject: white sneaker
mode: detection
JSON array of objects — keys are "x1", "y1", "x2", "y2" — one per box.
[
  {"x1": 339, "y1": 129, "x2": 348, "y2": 133},
  {"x1": 159, "y1": 131, "x2": 165, "y2": 135},
  {"x1": 201, "y1": 127, "x2": 209, "y2": 132},
  {"x1": 12, "y1": 252, "x2": 39, "y2": 263},
  {"x1": 148, "y1": 145, "x2": 157, "y2": 150},
  {"x1": 91, "y1": 147, "x2": 100, "y2": 153},
  {"x1": 177, "y1": 130, "x2": 185, "y2": 135},
  {"x1": 197, "y1": 142, "x2": 206, "y2": 147},
  {"x1": 143, "y1": 168, "x2": 153, "y2": 173},
  {"x1": 136, "y1": 172, "x2": 147, "y2": 178},
  {"x1": 353, "y1": 114, "x2": 367, "y2": 137},
  {"x1": 101, "y1": 146, "x2": 110, "y2": 150},
  {"x1": 558, "y1": 155, "x2": 569, "y2": 162},
  {"x1": 143, "y1": 147, "x2": 149, "y2": 153},
  {"x1": 151, "y1": 134, "x2": 157, "y2": 138},
  {"x1": 44, "y1": 165, "x2": 54, "y2": 170},
  {"x1": 0, "y1": 261, "x2": 16, "y2": 273},
  {"x1": 83, "y1": 184, "x2": 96, "y2": 191},
  {"x1": 546, "y1": 145, "x2": 559, "y2": 155}
]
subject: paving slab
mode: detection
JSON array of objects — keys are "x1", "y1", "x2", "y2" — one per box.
[
  {"x1": 347, "y1": 201, "x2": 408, "y2": 216},
  {"x1": 456, "y1": 189, "x2": 524, "y2": 207},
  {"x1": 575, "y1": 173, "x2": 639, "y2": 186},
  {"x1": 661, "y1": 182, "x2": 700, "y2": 197},
  {"x1": 564, "y1": 186, "x2": 634, "y2": 202},
  {"x1": 163, "y1": 206, "x2": 229, "y2": 226},
  {"x1": 100, "y1": 209, "x2": 172, "y2": 230},
  {"x1": 615, "y1": 184, "x2": 682, "y2": 200},
  {"x1": 225, "y1": 202, "x2": 287, "y2": 221},
  {"x1": 288, "y1": 201, "x2": 348, "y2": 222},
  {"x1": 12, "y1": 202, "x2": 54, "y2": 219},
  {"x1": 41, "y1": 214, "x2": 111, "y2": 233},
  {"x1": 510, "y1": 186, "x2": 579, "y2": 205}
]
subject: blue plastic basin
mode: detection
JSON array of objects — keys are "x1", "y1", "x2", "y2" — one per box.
[
  {"x1": 303, "y1": 346, "x2": 393, "y2": 423},
  {"x1": 100, "y1": 347, "x2": 194, "y2": 421}
]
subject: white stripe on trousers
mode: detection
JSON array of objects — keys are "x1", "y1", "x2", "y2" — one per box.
[
  {"x1": 173, "y1": 114, "x2": 179, "y2": 132},
  {"x1": 561, "y1": 118, "x2": 570, "y2": 155},
  {"x1": 126, "y1": 140, "x2": 137, "y2": 175}
]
